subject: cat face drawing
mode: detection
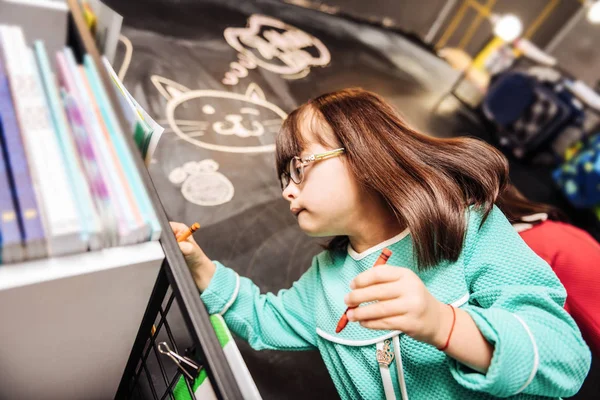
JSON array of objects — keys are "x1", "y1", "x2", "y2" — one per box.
[{"x1": 152, "y1": 76, "x2": 287, "y2": 153}]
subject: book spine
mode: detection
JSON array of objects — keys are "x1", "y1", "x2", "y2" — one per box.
[
  {"x1": 84, "y1": 55, "x2": 160, "y2": 242},
  {"x1": 9, "y1": 26, "x2": 85, "y2": 256},
  {"x1": 34, "y1": 40, "x2": 101, "y2": 251},
  {"x1": 75, "y1": 53, "x2": 145, "y2": 244},
  {"x1": 0, "y1": 25, "x2": 46, "y2": 260},
  {"x1": 0, "y1": 114, "x2": 24, "y2": 263},
  {"x1": 62, "y1": 90, "x2": 115, "y2": 248},
  {"x1": 56, "y1": 50, "x2": 126, "y2": 246}
]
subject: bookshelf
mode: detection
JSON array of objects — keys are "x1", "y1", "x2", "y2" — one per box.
[
  {"x1": 0, "y1": 241, "x2": 164, "y2": 398},
  {"x1": 0, "y1": 240, "x2": 163, "y2": 291},
  {"x1": 0, "y1": 1, "x2": 242, "y2": 399}
]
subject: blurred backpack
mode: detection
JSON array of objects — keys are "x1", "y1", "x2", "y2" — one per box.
[
  {"x1": 553, "y1": 132, "x2": 600, "y2": 208},
  {"x1": 482, "y1": 71, "x2": 584, "y2": 161}
]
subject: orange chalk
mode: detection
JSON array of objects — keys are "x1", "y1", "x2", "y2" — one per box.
[
  {"x1": 176, "y1": 222, "x2": 200, "y2": 242},
  {"x1": 336, "y1": 248, "x2": 392, "y2": 333}
]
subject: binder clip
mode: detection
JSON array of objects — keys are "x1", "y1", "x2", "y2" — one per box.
[{"x1": 158, "y1": 342, "x2": 201, "y2": 381}]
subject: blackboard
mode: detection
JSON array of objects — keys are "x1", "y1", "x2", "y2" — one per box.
[{"x1": 107, "y1": 0, "x2": 486, "y2": 397}]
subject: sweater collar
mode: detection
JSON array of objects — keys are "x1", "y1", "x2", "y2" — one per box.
[
  {"x1": 513, "y1": 213, "x2": 548, "y2": 233},
  {"x1": 347, "y1": 228, "x2": 410, "y2": 261}
]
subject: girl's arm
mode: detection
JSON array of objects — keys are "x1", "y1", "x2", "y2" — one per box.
[
  {"x1": 450, "y1": 206, "x2": 591, "y2": 398},
  {"x1": 434, "y1": 303, "x2": 493, "y2": 373},
  {"x1": 200, "y1": 259, "x2": 319, "y2": 351},
  {"x1": 171, "y1": 221, "x2": 318, "y2": 351}
]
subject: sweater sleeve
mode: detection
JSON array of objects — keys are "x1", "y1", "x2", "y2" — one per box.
[
  {"x1": 448, "y1": 206, "x2": 591, "y2": 398},
  {"x1": 200, "y1": 258, "x2": 319, "y2": 351}
]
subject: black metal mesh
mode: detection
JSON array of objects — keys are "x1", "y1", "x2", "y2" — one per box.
[{"x1": 119, "y1": 267, "x2": 198, "y2": 399}]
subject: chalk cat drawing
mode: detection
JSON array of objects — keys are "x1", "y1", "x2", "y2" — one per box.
[
  {"x1": 169, "y1": 159, "x2": 234, "y2": 206},
  {"x1": 152, "y1": 76, "x2": 287, "y2": 153}
]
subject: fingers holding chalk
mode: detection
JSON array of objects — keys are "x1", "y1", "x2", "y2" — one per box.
[
  {"x1": 169, "y1": 221, "x2": 190, "y2": 235},
  {"x1": 169, "y1": 221, "x2": 215, "y2": 292},
  {"x1": 175, "y1": 222, "x2": 201, "y2": 242}
]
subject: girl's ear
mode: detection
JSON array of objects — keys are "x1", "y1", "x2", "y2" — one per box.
[{"x1": 151, "y1": 75, "x2": 191, "y2": 100}]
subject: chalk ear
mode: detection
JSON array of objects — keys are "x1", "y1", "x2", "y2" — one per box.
[
  {"x1": 245, "y1": 83, "x2": 266, "y2": 101},
  {"x1": 197, "y1": 159, "x2": 219, "y2": 173},
  {"x1": 151, "y1": 75, "x2": 191, "y2": 100}
]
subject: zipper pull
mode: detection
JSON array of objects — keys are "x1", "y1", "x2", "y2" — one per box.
[{"x1": 376, "y1": 339, "x2": 395, "y2": 367}]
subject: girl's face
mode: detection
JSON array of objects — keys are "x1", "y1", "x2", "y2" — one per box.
[{"x1": 281, "y1": 115, "x2": 367, "y2": 237}]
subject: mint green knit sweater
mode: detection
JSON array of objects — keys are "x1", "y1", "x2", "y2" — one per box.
[{"x1": 201, "y1": 206, "x2": 591, "y2": 399}]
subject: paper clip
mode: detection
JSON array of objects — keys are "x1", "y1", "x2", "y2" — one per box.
[{"x1": 158, "y1": 342, "x2": 200, "y2": 381}]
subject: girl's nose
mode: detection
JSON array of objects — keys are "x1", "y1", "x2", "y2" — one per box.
[{"x1": 282, "y1": 180, "x2": 300, "y2": 201}]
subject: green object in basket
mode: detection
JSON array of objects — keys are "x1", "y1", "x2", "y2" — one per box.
[{"x1": 173, "y1": 314, "x2": 261, "y2": 400}]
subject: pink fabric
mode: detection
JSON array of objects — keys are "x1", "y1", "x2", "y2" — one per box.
[{"x1": 519, "y1": 221, "x2": 600, "y2": 357}]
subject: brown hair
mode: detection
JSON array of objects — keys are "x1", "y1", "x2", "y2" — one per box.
[
  {"x1": 496, "y1": 184, "x2": 567, "y2": 225},
  {"x1": 276, "y1": 88, "x2": 509, "y2": 268}
]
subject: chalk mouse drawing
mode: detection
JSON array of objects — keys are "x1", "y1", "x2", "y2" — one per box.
[
  {"x1": 152, "y1": 76, "x2": 287, "y2": 153},
  {"x1": 222, "y1": 14, "x2": 331, "y2": 85},
  {"x1": 169, "y1": 159, "x2": 235, "y2": 206}
]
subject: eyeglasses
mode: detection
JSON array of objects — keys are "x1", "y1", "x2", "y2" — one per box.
[{"x1": 280, "y1": 148, "x2": 345, "y2": 190}]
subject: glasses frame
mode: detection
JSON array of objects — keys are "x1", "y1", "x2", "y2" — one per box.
[{"x1": 280, "y1": 147, "x2": 346, "y2": 190}]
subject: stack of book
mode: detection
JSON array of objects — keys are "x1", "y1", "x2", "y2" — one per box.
[{"x1": 0, "y1": 24, "x2": 161, "y2": 264}]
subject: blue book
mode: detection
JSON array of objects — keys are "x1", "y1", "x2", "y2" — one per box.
[
  {"x1": 34, "y1": 41, "x2": 103, "y2": 251},
  {"x1": 0, "y1": 55, "x2": 46, "y2": 260},
  {"x1": 0, "y1": 114, "x2": 23, "y2": 263}
]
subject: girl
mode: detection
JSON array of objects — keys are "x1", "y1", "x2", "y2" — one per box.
[
  {"x1": 497, "y1": 184, "x2": 600, "y2": 358},
  {"x1": 171, "y1": 88, "x2": 590, "y2": 399}
]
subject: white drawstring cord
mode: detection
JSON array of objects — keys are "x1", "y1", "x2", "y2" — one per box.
[{"x1": 393, "y1": 336, "x2": 409, "y2": 400}]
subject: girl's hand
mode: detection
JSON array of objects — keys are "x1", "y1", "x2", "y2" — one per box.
[
  {"x1": 169, "y1": 221, "x2": 216, "y2": 291},
  {"x1": 344, "y1": 265, "x2": 453, "y2": 348}
]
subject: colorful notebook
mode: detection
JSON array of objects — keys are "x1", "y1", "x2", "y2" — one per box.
[
  {"x1": 34, "y1": 40, "x2": 103, "y2": 251},
  {"x1": 4, "y1": 26, "x2": 85, "y2": 256},
  {"x1": 56, "y1": 51, "x2": 121, "y2": 247},
  {"x1": 58, "y1": 49, "x2": 135, "y2": 246},
  {"x1": 0, "y1": 25, "x2": 46, "y2": 260},
  {"x1": 77, "y1": 61, "x2": 147, "y2": 245},
  {"x1": 0, "y1": 114, "x2": 23, "y2": 264},
  {"x1": 61, "y1": 89, "x2": 117, "y2": 249},
  {"x1": 83, "y1": 54, "x2": 161, "y2": 242}
]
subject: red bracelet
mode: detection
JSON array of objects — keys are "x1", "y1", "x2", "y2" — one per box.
[{"x1": 437, "y1": 304, "x2": 456, "y2": 351}]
